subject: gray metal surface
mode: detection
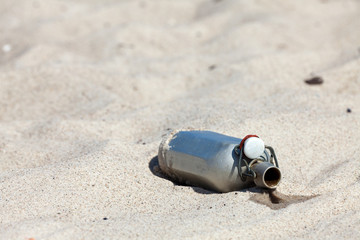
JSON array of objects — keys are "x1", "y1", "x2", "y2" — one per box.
[{"x1": 158, "y1": 130, "x2": 280, "y2": 192}]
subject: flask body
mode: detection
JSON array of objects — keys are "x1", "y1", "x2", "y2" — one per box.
[{"x1": 158, "y1": 130, "x2": 271, "y2": 192}]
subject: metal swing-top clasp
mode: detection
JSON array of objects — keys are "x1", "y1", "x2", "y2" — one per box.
[{"x1": 234, "y1": 136, "x2": 281, "y2": 189}]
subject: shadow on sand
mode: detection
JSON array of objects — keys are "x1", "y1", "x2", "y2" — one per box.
[{"x1": 149, "y1": 155, "x2": 318, "y2": 209}]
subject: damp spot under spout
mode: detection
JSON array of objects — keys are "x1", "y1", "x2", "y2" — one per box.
[{"x1": 249, "y1": 189, "x2": 318, "y2": 210}]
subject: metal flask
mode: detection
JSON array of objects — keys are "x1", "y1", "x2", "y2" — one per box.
[{"x1": 158, "y1": 130, "x2": 281, "y2": 193}]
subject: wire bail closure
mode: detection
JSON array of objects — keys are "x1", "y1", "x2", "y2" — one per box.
[{"x1": 234, "y1": 136, "x2": 279, "y2": 182}]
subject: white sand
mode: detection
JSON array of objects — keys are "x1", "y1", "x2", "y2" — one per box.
[{"x1": 1, "y1": 0, "x2": 360, "y2": 239}]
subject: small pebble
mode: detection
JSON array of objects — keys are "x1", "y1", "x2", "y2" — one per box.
[
  {"x1": 208, "y1": 65, "x2": 216, "y2": 71},
  {"x1": 2, "y1": 44, "x2": 12, "y2": 53},
  {"x1": 103, "y1": 217, "x2": 108, "y2": 220},
  {"x1": 347, "y1": 108, "x2": 352, "y2": 113},
  {"x1": 304, "y1": 76, "x2": 323, "y2": 85}
]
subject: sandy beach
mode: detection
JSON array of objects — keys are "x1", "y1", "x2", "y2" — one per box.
[{"x1": 1, "y1": 0, "x2": 360, "y2": 239}]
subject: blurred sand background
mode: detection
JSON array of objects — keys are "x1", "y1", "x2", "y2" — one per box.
[{"x1": 1, "y1": 0, "x2": 360, "y2": 239}]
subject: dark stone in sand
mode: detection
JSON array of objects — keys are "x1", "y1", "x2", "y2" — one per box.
[
  {"x1": 208, "y1": 65, "x2": 216, "y2": 71},
  {"x1": 305, "y1": 76, "x2": 323, "y2": 85}
]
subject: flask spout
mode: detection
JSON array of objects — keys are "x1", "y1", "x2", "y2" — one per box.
[{"x1": 251, "y1": 162, "x2": 281, "y2": 189}]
